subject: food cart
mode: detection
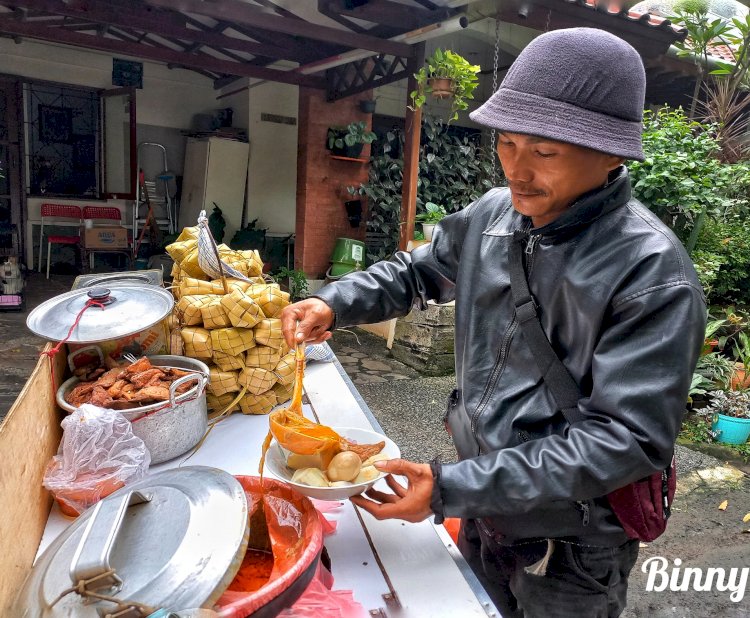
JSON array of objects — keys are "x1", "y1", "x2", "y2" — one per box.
[{"x1": 1, "y1": 221, "x2": 500, "y2": 615}]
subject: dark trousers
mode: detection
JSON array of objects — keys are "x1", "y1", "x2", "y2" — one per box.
[{"x1": 458, "y1": 519, "x2": 639, "y2": 618}]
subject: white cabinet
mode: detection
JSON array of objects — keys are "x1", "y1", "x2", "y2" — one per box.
[{"x1": 179, "y1": 137, "x2": 249, "y2": 243}]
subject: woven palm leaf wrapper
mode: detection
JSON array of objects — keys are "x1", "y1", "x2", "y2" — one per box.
[
  {"x1": 273, "y1": 351, "x2": 296, "y2": 386},
  {"x1": 201, "y1": 296, "x2": 231, "y2": 329},
  {"x1": 179, "y1": 246, "x2": 208, "y2": 279},
  {"x1": 213, "y1": 351, "x2": 245, "y2": 372},
  {"x1": 254, "y1": 318, "x2": 284, "y2": 348},
  {"x1": 176, "y1": 294, "x2": 217, "y2": 326},
  {"x1": 217, "y1": 245, "x2": 249, "y2": 276},
  {"x1": 221, "y1": 279, "x2": 252, "y2": 295},
  {"x1": 181, "y1": 326, "x2": 213, "y2": 359},
  {"x1": 176, "y1": 225, "x2": 200, "y2": 242},
  {"x1": 239, "y1": 390, "x2": 278, "y2": 415},
  {"x1": 245, "y1": 344, "x2": 282, "y2": 371},
  {"x1": 220, "y1": 289, "x2": 264, "y2": 329},
  {"x1": 165, "y1": 238, "x2": 197, "y2": 265},
  {"x1": 196, "y1": 210, "x2": 253, "y2": 284},
  {"x1": 180, "y1": 276, "x2": 225, "y2": 297},
  {"x1": 239, "y1": 366, "x2": 278, "y2": 395},
  {"x1": 252, "y1": 286, "x2": 290, "y2": 319},
  {"x1": 272, "y1": 381, "x2": 294, "y2": 405},
  {"x1": 207, "y1": 366, "x2": 241, "y2": 397},
  {"x1": 239, "y1": 249, "x2": 264, "y2": 278},
  {"x1": 207, "y1": 392, "x2": 241, "y2": 416},
  {"x1": 211, "y1": 326, "x2": 256, "y2": 356}
]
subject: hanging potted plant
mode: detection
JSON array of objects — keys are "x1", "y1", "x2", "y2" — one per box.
[
  {"x1": 704, "y1": 390, "x2": 750, "y2": 444},
  {"x1": 410, "y1": 49, "x2": 480, "y2": 121},
  {"x1": 415, "y1": 202, "x2": 447, "y2": 241},
  {"x1": 326, "y1": 121, "x2": 377, "y2": 158}
]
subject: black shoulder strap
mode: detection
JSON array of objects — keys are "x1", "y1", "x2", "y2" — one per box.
[{"x1": 509, "y1": 230, "x2": 586, "y2": 425}]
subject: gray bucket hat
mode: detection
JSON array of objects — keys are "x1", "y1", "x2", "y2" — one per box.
[{"x1": 469, "y1": 27, "x2": 646, "y2": 161}]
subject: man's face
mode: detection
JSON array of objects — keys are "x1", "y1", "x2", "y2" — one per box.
[{"x1": 496, "y1": 132, "x2": 624, "y2": 228}]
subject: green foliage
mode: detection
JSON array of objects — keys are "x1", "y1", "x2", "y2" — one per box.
[
  {"x1": 694, "y1": 351, "x2": 736, "y2": 392},
  {"x1": 327, "y1": 121, "x2": 377, "y2": 150},
  {"x1": 410, "y1": 48, "x2": 480, "y2": 122},
  {"x1": 413, "y1": 229, "x2": 425, "y2": 241},
  {"x1": 230, "y1": 218, "x2": 266, "y2": 251},
  {"x1": 415, "y1": 202, "x2": 447, "y2": 224},
  {"x1": 695, "y1": 217, "x2": 750, "y2": 304},
  {"x1": 706, "y1": 389, "x2": 750, "y2": 418},
  {"x1": 349, "y1": 115, "x2": 494, "y2": 261},
  {"x1": 208, "y1": 203, "x2": 226, "y2": 244},
  {"x1": 629, "y1": 108, "x2": 750, "y2": 251},
  {"x1": 680, "y1": 414, "x2": 750, "y2": 462},
  {"x1": 272, "y1": 267, "x2": 309, "y2": 302}
]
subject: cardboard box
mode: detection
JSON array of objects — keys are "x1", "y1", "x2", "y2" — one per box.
[{"x1": 84, "y1": 226, "x2": 129, "y2": 249}]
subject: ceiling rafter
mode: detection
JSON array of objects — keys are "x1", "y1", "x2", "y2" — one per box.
[
  {"x1": 321, "y1": 0, "x2": 456, "y2": 30},
  {"x1": 143, "y1": 0, "x2": 414, "y2": 58},
  {"x1": 0, "y1": 15, "x2": 326, "y2": 88}
]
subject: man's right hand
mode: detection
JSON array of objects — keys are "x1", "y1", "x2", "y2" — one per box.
[{"x1": 280, "y1": 298, "x2": 335, "y2": 348}]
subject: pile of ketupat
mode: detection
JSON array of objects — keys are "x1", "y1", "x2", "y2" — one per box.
[{"x1": 166, "y1": 226, "x2": 295, "y2": 416}]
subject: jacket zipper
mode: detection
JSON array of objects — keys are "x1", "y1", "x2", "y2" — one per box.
[
  {"x1": 470, "y1": 233, "x2": 541, "y2": 437},
  {"x1": 575, "y1": 501, "x2": 591, "y2": 526}
]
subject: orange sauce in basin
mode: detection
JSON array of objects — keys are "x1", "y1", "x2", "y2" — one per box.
[{"x1": 226, "y1": 549, "x2": 275, "y2": 593}]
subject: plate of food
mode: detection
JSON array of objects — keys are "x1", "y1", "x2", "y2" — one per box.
[{"x1": 264, "y1": 426, "x2": 401, "y2": 501}]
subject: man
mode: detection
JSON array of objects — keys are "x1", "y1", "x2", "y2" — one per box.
[{"x1": 281, "y1": 28, "x2": 706, "y2": 617}]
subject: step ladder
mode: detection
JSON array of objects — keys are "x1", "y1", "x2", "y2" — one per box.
[{"x1": 132, "y1": 143, "x2": 176, "y2": 248}]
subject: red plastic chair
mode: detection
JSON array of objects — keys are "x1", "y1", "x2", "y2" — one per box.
[
  {"x1": 38, "y1": 203, "x2": 82, "y2": 279},
  {"x1": 82, "y1": 206, "x2": 131, "y2": 270}
]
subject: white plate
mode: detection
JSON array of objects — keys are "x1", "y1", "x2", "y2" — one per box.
[{"x1": 264, "y1": 426, "x2": 401, "y2": 501}]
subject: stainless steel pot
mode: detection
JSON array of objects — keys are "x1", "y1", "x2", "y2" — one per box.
[{"x1": 57, "y1": 355, "x2": 210, "y2": 465}]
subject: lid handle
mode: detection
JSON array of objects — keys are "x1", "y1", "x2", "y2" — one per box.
[
  {"x1": 69, "y1": 490, "x2": 152, "y2": 593},
  {"x1": 87, "y1": 287, "x2": 115, "y2": 305}
]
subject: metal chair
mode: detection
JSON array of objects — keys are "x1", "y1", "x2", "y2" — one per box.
[
  {"x1": 82, "y1": 206, "x2": 131, "y2": 271},
  {"x1": 38, "y1": 203, "x2": 82, "y2": 279}
]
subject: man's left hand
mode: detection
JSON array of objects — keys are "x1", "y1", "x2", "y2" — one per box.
[{"x1": 350, "y1": 459, "x2": 434, "y2": 523}]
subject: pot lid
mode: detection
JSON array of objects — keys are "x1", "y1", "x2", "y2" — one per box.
[
  {"x1": 26, "y1": 285, "x2": 174, "y2": 343},
  {"x1": 15, "y1": 466, "x2": 249, "y2": 617}
]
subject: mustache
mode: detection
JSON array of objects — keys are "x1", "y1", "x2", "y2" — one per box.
[{"x1": 508, "y1": 183, "x2": 546, "y2": 196}]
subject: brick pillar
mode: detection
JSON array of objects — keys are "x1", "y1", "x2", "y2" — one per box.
[{"x1": 296, "y1": 88, "x2": 372, "y2": 278}]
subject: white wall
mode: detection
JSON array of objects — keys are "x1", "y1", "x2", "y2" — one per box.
[
  {"x1": 244, "y1": 80, "x2": 299, "y2": 234},
  {"x1": 0, "y1": 38, "x2": 221, "y2": 267}
]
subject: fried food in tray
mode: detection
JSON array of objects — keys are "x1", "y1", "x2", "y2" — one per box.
[{"x1": 65, "y1": 356, "x2": 195, "y2": 410}]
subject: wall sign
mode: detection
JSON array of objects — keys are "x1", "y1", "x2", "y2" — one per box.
[{"x1": 112, "y1": 58, "x2": 143, "y2": 89}]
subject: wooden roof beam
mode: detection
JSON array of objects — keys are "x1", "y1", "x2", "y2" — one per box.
[
  {"x1": 5, "y1": 0, "x2": 312, "y2": 64},
  {"x1": 321, "y1": 0, "x2": 456, "y2": 30},
  {"x1": 144, "y1": 0, "x2": 414, "y2": 57},
  {"x1": 0, "y1": 16, "x2": 326, "y2": 87}
]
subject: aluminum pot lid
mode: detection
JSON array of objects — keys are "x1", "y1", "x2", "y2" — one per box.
[
  {"x1": 15, "y1": 466, "x2": 249, "y2": 617},
  {"x1": 26, "y1": 285, "x2": 174, "y2": 343}
]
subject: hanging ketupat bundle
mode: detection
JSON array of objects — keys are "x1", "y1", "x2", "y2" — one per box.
[
  {"x1": 165, "y1": 238, "x2": 197, "y2": 265},
  {"x1": 251, "y1": 286, "x2": 290, "y2": 319},
  {"x1": 181, "y1": 327, "x2": 213, "y2": 359},
  {"x1": 178, "y1": 246, "x2": 207, "y2": 279},
  {"x1": 176, "y1": 294, "x2": 217, "y2": 326},
  {"x1": 239, "y1": 250, "x2": 264, "y2": 278},
  {"x1": 211, "y1": 327, "x2": 256, "y2": 356},
  {"x1": 180, "y1": 276, "x2": 224, "y2": 297},
  {"x1": 220, "y1": 289, "x2": 264, "y2": 329},
  {"x1": 245, "y1": 344, "x2": 282, "y2": 371},
  {"x1": 201, "y1": 297, "x2": 231, "y2": 329},
  {"x1": 213, "y1": 351, "x2": 245, "y2": 372},
  {"x1": 239, "y1": 390, "x2": 278, "y2": 415},
  {"x1": 239, "y1": 366, "x2": 278, "y2": 395},
  {"x1": 273, "y1": 351, "x2": 296, "y2": 386},
  {"x1": 207, "y1": 366, "x2": 241, "y2": 397},
  {"x1": 272, "y1": 381, "x2": 294, "y2": 405},
  {"x1": 255, "y1": 319, "x2": 284, "y2": 348}
]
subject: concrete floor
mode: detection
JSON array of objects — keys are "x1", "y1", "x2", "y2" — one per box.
[{"x1": 0, "y1": 272, "x2": 74, "y2": 419}]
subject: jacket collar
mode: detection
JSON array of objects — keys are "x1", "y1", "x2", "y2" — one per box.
[{"x1": 526, "y1": 166, "x2": 632, "y2": 241}]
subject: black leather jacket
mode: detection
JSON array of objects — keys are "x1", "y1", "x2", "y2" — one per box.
[{"x1": 315, "y1": 168, "x2": 706, "y2": 546}]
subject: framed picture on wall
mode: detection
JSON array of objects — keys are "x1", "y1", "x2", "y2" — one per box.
[{"x1": 38, "y1": 105, "x2": 72, "y2": 144}]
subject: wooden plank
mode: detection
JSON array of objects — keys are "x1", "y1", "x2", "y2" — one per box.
[
  {"x1": 145, "y1": 0, "x2": 415, "y2": 58},
  {"x1": 5, "y1": 0, "x2": 314, "y2": 64},
  {"x1": 0, "y1": 17, "x2": 327, "y2": 88},
  {"x1": 399, "y1": 42, "x2": 424, "y2": 251},
  {"x1": 0, "y1": 346, "x2": 65, "y2": 613},
  {"x1": 322, "y1": 0, "x2": 452, "y2": 30}
]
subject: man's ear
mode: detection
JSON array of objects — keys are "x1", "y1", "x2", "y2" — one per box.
[{"x1": 605, "y1": 155, "x2": 625, "y2": 172}]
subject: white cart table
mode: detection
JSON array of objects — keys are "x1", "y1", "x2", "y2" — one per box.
[{"x1": 37, "y1": 356, "x2": 499, "y2": 618}]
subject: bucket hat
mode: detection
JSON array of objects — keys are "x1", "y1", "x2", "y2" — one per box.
[{"x1": 469, "y1": 28, "x2": 646, "y2": 160}]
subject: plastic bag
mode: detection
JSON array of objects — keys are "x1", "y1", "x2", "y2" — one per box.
[{"x1": 43, "y1": 404, "x2": 150, "y2": 517}]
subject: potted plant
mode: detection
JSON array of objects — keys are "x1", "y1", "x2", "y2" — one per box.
[
  {"x1": 410, "y1": 49, "x2": 480, "y2": 121},
  {"x1": 327, "y1": 121, "x2": 377, "y2": 158},
  {"x1": 359, "y1": 98, "x2": 377, "y2": 114},
  {"x1": 730, "y1": 331, "x2": 750, "y2": 389},
  {"x1": 704, "y1": 390, "x2": 750, "y2": 444},
  {"x1": 415, "y1": 202, "x2": 447, "y2": 241}
]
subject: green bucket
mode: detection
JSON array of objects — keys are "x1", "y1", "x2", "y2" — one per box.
[
  {"x1": 330, "y1": 237, "x2": 365, "y2": 268},
  {"x1": 328, "y1": 262, "x2": 358, "y2": 278}
]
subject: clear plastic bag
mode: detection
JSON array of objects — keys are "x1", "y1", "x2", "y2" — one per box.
[{"x1": 42, "y1": 404, "x2": 150, "y2": 517}]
